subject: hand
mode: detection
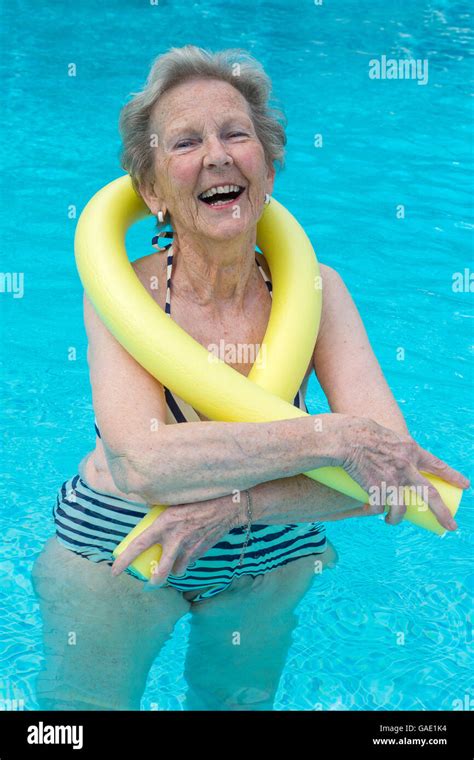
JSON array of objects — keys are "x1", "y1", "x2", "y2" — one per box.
[
  {"x1": 111, "y1": 494, "x2": 242, "y2": 586},
  {"x1": 337, "y1": 416, "x2": 470, "y2": 530}
]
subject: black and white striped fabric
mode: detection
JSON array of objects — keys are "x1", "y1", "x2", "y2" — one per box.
[
  {"x1": 53, "y1": 473, "x2": 327, "y2": 602},
  {"x1": 55, "y1": 241, "x2": 327, "y2": 602}
]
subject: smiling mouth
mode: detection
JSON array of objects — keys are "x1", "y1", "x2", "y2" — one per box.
[{"x1": 198, "y1": 185, "x2": 246, "y2": 206}]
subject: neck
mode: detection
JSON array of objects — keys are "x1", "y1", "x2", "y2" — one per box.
[{"x1": 170, "y1": 231, "x2": 259, "y2": 314}]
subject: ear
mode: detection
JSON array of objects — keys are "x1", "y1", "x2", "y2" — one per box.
[
  {"x1": 266, "y1": 163, "x2": 276, "y2": 196},
  {"x1": 137, "y1": 178, "x2": 163, "y2": 217}
]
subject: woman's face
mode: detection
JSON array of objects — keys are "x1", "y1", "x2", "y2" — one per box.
[{"x1": 144, "y1": 77, "x2": 275, "y2": 242}]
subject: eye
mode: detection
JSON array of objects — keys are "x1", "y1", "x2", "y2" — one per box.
[
  {"x1": 175, "y1": 139, "x2": 195, "y2": 149},
  {"x1": 228, "y1": 131, "x2": 248, "y2": 138}
]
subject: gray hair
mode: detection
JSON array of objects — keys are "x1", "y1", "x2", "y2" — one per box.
[{"x1": 119, "y1": 45, "x2": 287, "y2": 200}]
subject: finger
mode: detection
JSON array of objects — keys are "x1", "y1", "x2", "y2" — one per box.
[
  {"x1": 172, "y1": 553, "x2": 195, "y2": 576},
  {"x1": 418, "y1": 449, "x2": 470, "y2": 489},
  {"x1": 413, "y1": 475, "x2": 458, "y2": 531},
  {"x1": 148, "y1": 541, "x2": 183, "y2": 586},
  {"x1": 111, "y1": 525, "x2": 162, "y2": 576},
  {"x1": 384, "y1": 487, "x2": 406, "y2": 526}
]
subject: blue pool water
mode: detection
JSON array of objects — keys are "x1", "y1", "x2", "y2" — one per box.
[{"x1": 1, "y1": 1, "x2": 472, "y2": 710}]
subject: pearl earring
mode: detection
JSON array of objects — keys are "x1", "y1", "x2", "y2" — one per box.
[
  {"x1": 157, "y1": 210, "x2": 165, "y2": 223},
  {"x1": 264, "y1": 194, "x2": 271, "y2": 205}
]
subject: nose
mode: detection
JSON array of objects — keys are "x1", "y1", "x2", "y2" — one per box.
[{"x1": 203, "y1": 134, "x2": 233, "y2": 169}]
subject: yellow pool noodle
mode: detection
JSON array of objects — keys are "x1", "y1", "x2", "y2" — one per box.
[{"x1": 74, "y1": 176, "x2": 463, "y2": 580}]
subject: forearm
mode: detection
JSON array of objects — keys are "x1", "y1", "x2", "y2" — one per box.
[
  {"x1": 240, "y1": 473, "x2": 366, "y2": 525},
  {"x1": 231, "y1": 407, "x2": 411, "y2": 526},
  {"x1": 124, "y1": 413, "x2": 346, "y2": 504}
]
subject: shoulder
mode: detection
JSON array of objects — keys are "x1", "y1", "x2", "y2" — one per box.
[
  {"x1": 83, "y1": 251, "x2": 167, "y2": 351},
  {"x1": 316, "y1": 263, "x2": 352, "y2": 343},
  {"x1": 131, "y1": 251, "x2": 164, "y2": 282},
  {"x1": 83, "y1": 252, "x2": 163, "y2": 309},
  {"x1": 319, "y1": 262, "x2": 342, "y2": 285},
  {"x1": 314, "y1": 262, "x2": 367, "y2": 365},
  {"x1": 318, "y1": 263, "x2": 345, "y2": 315},
  {"x1": 319, "y1": 262, "x2": 347, "y2": 301}
]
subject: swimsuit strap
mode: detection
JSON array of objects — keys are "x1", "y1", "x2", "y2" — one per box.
[{"x1": 164, "y1": 243, "x2": 173, "y2": 315}]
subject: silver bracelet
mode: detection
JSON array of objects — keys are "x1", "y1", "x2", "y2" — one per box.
[{"x1": 237, "y1": 489, "x2": 253, "y2": 567}]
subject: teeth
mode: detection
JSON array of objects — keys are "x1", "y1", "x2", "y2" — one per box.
[{"x1": 200, "y1": 184, "x2": 242, "y2": 199}]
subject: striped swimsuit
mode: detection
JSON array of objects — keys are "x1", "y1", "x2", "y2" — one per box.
[{"x1": 53, "y1": 242, "x2": 327, "y2": 602}]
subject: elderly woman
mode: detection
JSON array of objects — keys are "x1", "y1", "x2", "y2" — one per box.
[{"x1": 32, "y1": 45, "x2": 468, "y2": 712}]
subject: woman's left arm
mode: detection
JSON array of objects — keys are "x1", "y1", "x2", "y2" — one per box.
[{"x1": 314, "y1": 264, "x2": 410, "y2": 435}]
